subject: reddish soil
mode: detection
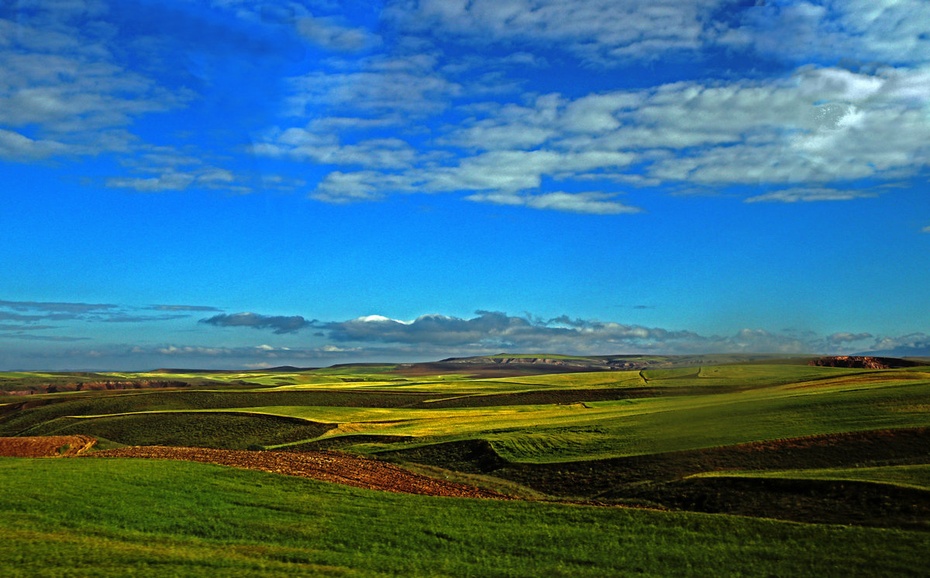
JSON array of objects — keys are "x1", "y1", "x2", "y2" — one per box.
[
  {"x1": 90, "y1": 446, "x2": 507, "y2": 499},
  {"x1": 0, "y1": 435, "x2": 97, "y2": 457}
]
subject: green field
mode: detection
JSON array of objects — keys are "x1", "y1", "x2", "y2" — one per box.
[
  {"x1": 1, "y1": 457, "x2": 928, "y2": 577},
  {"x1": 2, "y1": 355, "x2": 930, "y2": 575},
  {"x1": 693, "y1": 464, "x2": 930, "y2": 491}
]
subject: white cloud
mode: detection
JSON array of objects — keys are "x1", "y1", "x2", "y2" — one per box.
[
  {"x1": 200, "y1": 312, "x2": 314, "y2": 334},
  {"x1": 105, "y1": 164, "x2": 246, "y2": 193},
  {"x1": 9, "y1": 0, "x2": 930, "y2": 215},
  {"x1": 319, "y1": 310, "x2": 887, "y2": 356},
  {"x1": 305, "y1": 62, "x2": 930, "y2": 206},
  {"x1": 102, "y1": 144, "x2": 252, "y2": 193},
  {"x1": 106, "y1": 172, "x2": 197, "y2": 193},
  {"x1": 0, "y1": 1, "x2": 224, "y2": 201},
  {"x1": 868, "y1": 332, "x2": 930, "y2": 356},
  {"x1": 0, "y1": 10, "x2": 189, "y2": 161},
  {"x1": 254, "y1": 127, "x2": 417, "y2": 169},
  {"x1": 356, "y1": 315, "x2": 414, "y2": 324},
  {"x1": 284, "y1": 55, "x2": 461, "y2": 119},
  {"x1": 827, "y1": 332, "x2": 873, "y2": 344},
  {"x1": 466, "y1": 191, "x2": 641, "y2": 215},
  {"x1": 383, "y1": 0, "x2": 930, "y2": 71},
  {"x1": 252, "y1": 3, "x2": 930, "y2": 213},
  {"x1": 744, "y1": 187, "x2": 879, "y2": 203},
  {"x1": 311, "y1": 170, "x2": 416, "y2": 203},
  {"x1": 722, "y1": 328, "x2": 808, "y2": 355},
  {"x1": 385, "y1": 0, "x2": 720, "y2": 65},
  {"x1": 295, "y1": 14, "x2": 381, "y2": 52},
  {"x1": 309, "y1": 147, "x2": 639, "y2": 203},
  {"x1": 731, "y1": 0, "x2": 930, "y2": 65},
  {"x1": 0, "y1": 128, "x2": 69, "y2": 161}
]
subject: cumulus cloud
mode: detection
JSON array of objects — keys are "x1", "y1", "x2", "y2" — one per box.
[
  {"x1": 300, "y1": 60, "x2": 930, "y2": 208},
  {"x1": 385, "y1": 0, "x2": 718, "y2": 65},
  {"x1": 729, "y1": 0, "x2": 930, "y2": 65},
  {"x1": 568, "y1": 65, "x2": 930, "y2": 187},
  {"x1": 283, "y1": 54, "x2": 461, "y2": 119},
  {"x1": 295, "y1": 14, "x2": 381, "y2": 52},
  {"x1": 304, "y1": 311, "x2": 930, "y2": 358},
  {"x1": 10, "y1": 0, "x2": 929, "y2": 216},
  {"x1": 199, "y1": 312, "x2": 315, "y2": 334},
  {"x1": 323, "y1": 311, "x2": 715, "y2": 355},
  {"x1": 864, "y1": 333, "x2": 930, "y2": 357},
  {"x1": 0, "y1": 4, "x2": 189, "y2": 161},
  {"x1": 253, "y1": 129, "x2": 416, "y2": 169},
  {"x1": 827, "y1": 332, "x2": 874, "y2": 344},
  {"x1": 310, "y1": 149, "x2": 639, "y2": 203},
  {"x1": 7, "y1": 303, "x2": 929, "y2": 370},
  {"x1": 0, "y1": 128, "x2": 69, "y2": 161}
]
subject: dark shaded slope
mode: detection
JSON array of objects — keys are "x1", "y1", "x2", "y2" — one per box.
[
  {"x1": 23, "y1": 412, "x2": 335, "y2": 450},
  {"x1": 379, "y1": 428, "x2": 930, "y2": 528}
]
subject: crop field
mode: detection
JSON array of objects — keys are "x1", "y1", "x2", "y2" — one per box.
[{"x1": 1, "y1": 354, "x2": 929, "y2": 576}]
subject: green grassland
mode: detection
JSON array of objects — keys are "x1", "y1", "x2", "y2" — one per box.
[
  {"x1": 693, "y1": 464, "x2": 930, "y2": 491},
  {"x1": 1, "y1": 457, "x2": 928, "y2": 577},
  {"x1": 2, "y1": 355, "x2": 930, "y2": 575}
]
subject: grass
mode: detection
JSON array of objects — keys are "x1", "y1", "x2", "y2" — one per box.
[
  {"x1": 694, "y1": 464, "x2": 930, "y2": 491},
  {"x1": 6, "y1": 363, "x2": 930, "y2": 463},
  {"x1": 23, "y1": 411, "x2": 333, "y2": 449},
  {"x1": 4, "y1": 358, "x2": 930, "y2": 574},
  {"x1": 212, "y1": 374, "x2": 930, "y2": 461},
  {"x1": 1, "y1": 457, "x2": 928, "y2": 577}
]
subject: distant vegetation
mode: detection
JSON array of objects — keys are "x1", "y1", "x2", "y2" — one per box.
[{"x1": 1, "y1": 354, "x2": 929, "y2": 575}]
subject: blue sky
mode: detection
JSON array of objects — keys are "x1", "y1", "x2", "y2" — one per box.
[{"x1": 2, "y1": 0, "x2": 929, "y2": 370}]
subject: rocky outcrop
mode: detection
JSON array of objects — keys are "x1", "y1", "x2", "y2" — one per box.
[{"x1": 808, "y1": 356, "x2": 919, "y2": 369}]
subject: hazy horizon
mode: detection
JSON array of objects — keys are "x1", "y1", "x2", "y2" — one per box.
[{"x1": 2, "y1": 1, "x2": 929, "y2": 370}]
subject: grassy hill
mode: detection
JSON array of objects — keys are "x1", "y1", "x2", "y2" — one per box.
[{"x1": 1, "y1": 354, "x2": 929, "y2": 575}]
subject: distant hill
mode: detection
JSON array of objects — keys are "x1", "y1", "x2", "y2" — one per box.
[
  {"x1": 809, "y1": 356, "x2": 922, "y2": 369},
  {"x1": 153, "y1": 366, "x2": 317, "y2": 373},
  {"x1": 391, "y1": 353, "x2": 803, "y2": 377}
]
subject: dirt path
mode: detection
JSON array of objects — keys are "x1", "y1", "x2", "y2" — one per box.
[
  {"x1": 90, "y1": 446, "x2": 507, "y2": 499},
  {"x1": 0, "y1": 435, "x2": 97, "y2": 457}
]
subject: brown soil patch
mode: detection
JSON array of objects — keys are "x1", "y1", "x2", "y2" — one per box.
[
  {"x1": 90, "y1": 446, "x2": 507, "y2": 499},
  {"x1": 0, "y1": 435, "x2": 97, "y2": 457}
]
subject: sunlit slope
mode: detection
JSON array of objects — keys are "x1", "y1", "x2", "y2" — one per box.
[
  {"x1": 243, "y1": 368, "x2": 930, "y2": 461},
  {"x1": 21, "y1": 364, "x2": 922, "y2": 462},
  {"x1": 692, "y1": 464, "x2": 930, "y2": 492},
  {"x1": 4, "y1": 363, "x2": 929, "y2": 462}
]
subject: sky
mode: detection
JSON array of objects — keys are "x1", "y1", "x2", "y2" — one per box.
[{"x1": 2, "y1": 0, "x2": 929, "y2": 370}]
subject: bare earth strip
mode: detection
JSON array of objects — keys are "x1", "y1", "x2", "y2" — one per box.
[
  {"x1": 0, "y1": 435, "x2": 97, "y2": 457},
  {"x1": 90, "y1": 446, "x2": 507, "y2": 499}
]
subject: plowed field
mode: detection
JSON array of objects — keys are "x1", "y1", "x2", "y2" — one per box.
[
  {"x1": 91, "y1": 446, "x2": 507, "y2": 499},
  {"x1": 0, "y1": 435, "x2": 96, "y2": 457}
]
